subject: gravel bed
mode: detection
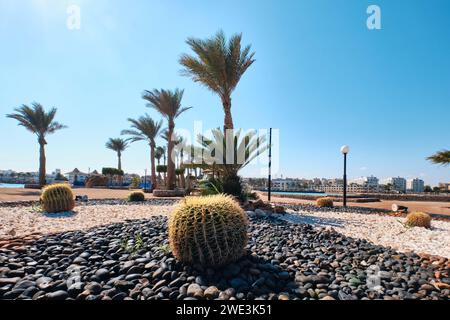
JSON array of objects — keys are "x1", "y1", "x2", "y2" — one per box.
[
  {"x1": 0, "y1": 216, "x2": 448, "y2": 300},
  {"x1": 274, "y1": 207, "x2": 450, "y2": 259},
  {"x1": 0, "y1": 200, "x2": 177, "y2": 240}
]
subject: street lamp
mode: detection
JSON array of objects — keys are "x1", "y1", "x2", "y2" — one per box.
[{"x1": 340, "y1": 145, "x2": 350, "y2": 207}]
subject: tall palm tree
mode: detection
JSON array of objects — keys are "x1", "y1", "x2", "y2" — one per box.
[
  {"x1": 180, "y1": 30, "x2": 255, "y2": 131},
  {"x1": 6, "y1": 103, "x2": 67, "y2": 187},
  {"x1": 105, "y1": 138, "x2": 129, "y2": 171},
  {"x1": 142, "y1": 89, "x2": 191, "y2": 190},
  {"x1": 427, "y1": 150, "x2": 450, "y2": 166},
  {"x1": 121, "y1": 115, "x2": 163, "y2": 191}
]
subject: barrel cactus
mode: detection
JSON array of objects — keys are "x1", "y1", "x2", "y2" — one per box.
[
  {"x1": 317, "y1": 197, "x2": 333, "y2": 208},
  {"x1": 128, "y1": 191, "x2": 145, "y2": 202},
  {"x1": 405, "y1": 212, "x2": 432, "y2": 228},
  {"x1": 169, "y1": 194, "x2": 248, "y2": 266},
  {"x1": 40, "y1": 184, "x2": 75, "y2": 213}
]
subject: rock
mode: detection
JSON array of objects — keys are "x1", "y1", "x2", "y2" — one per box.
[
  {"x1": 255, "y1": 209, "x2": 267, "y2": 217},
  {"x1": 85, "y1": 282, "x2": 102, "y2": 294},
  {"x1": 296, "y1": 275, "x2": 329, "y2": 285},
  {"x1": 152, "y1": 267, "x2": 165, "y2": 279},
  {"x1": 0, "y1": 277, "x2": 21, "y2": 285},
  {"x1": 45, "y1": 290, "x2": 69, "y2": 300},
  {"x1": 95, "y1": 268, "x2": 110, "y2": 280},
  {"x1": 114, "y1": 280, "x2": 134, "y2": 291},
  {"x1": 14, "y1": 280, "x2": 36, "y2": 290},
  {"x1": 321, "y1": 296, "x2": 336, "y2": 300},
  {"x1": 204, "y1": 286, "x2": 219, "y2": 299},
  {"x1": 152, "y1": 280, "x2": 167, "y2": 291},
  {"x1": 195, "y1": 276, "x2": 207, "y2": 286},
  {"x1": 187, "y1": 283, "x2": 203, "y2": 298},
  {"x1": 68, "y1": 282, "x2": 84, "y2": 296},
  {"x1": 273, "y1": 206, "x2": 285, "y2": 213},
  {"x1": 278, "y1": 294, "x2": 289, "y2": 300}
]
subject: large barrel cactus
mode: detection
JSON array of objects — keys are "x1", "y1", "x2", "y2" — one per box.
[
  {"x1": 169, "y1": 194, "x2": 248, "y2": 266},
  {"x1": 40, "y1": 184, "x2": 75, "y2": 213}
]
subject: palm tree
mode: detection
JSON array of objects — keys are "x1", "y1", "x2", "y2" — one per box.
[
  {"x1": 195, "y1": 128, "x2": 268, "y2": 176},
  {"x1": 155, "y1": 146, "x2": 165, "y2": 165},
  {"x1": 121, "y1": 115, "x2": 163, "y2": 191},
  {"x1": 427, "y1": 150, "x2": 450, "y2": 166},
  {"x1": 142, "y1": 89, "x2": 191, "y2": 190},
  {"x1": 191, "y1": 128, "x2": 268, "y2": 197},
  {"x1": 6, "y1": 103, "x2": 67, "y2": 187},
  {"x1": 180, "y1": 30, "x2": 255, "y2": 131},
  {"x1": 105, "y1": 138, "x2": 129, "y2": 171}
]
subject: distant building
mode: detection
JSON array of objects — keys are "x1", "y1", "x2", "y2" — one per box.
[
  {"x1": 65, "y1": 168, "x2": 89, "y2": 185},
  {"x1": 407, "y1": 178, "x2": 425, "y2": 193},
  {"x1": 439, "y1": 182, "x2": 450, "y2": 192},
  {"x1": 352, "y1": 175, "x2": 379, "y2": 192},
  {"x1": 272, "y1": 178, "x2": 298, "y2": 191},
  {"x1": 386, "y1": 177, "x2": 407, "y2": 193}
]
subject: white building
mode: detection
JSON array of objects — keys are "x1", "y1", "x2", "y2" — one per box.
[
  {"x1": 272, "y1": 178, "x2": 298, "y2": 191},
  {"x1": 386, "y1": 177, "x2": 407, "y2": 193},
  {"x1": 407, "y1": 178, "x2": 424, "y2": 193},
  {"x1": 65, "y1": 168, "x2": 89, "y2": 185},
  {"x1": 352, "y1": 175, "x2": 379, "y2": 192}
]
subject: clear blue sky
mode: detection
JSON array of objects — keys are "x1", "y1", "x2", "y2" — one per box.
[{"x1": 0, "y1": 0, "x2": 449, "y2": 185}]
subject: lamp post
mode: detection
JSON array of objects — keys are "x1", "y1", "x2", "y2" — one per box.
[
  {"x1": 268, "y1": 128, "x2": 272, "y2": 202},
  {"x1": 340, "y1": 145, "x2": 350, "y2": 207}
]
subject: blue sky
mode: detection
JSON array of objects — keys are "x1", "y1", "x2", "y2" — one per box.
[{"x1": 0, "y1": 0, "x2": 449, "y2": 185}]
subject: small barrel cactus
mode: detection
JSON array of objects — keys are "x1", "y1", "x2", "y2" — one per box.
[
  {"x1": 405, "y1": 212, "x2": 431, "y2": 228},
  {"x1": 317, "y1": 197, "x2": 333, "y2": 208},
  {"x1": 128, "y1": 191, "x2": 145, "y2": 202},
  {"x1": 40, "y1": 184, "x2": 75, "y2": 213},
  {"x1": 169, "y1": 194, "x2": 248, "y2": 266}
]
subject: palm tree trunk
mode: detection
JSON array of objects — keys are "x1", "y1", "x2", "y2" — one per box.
[
  {"x1": 180, "y1": 149, "x2": 186, "y2": 189},
  {"x1": 117, "y1": 152, "x2": 122, "y2": 186},
  {"x1": 163, "y1": 153, "x2": 167, "y2": 185},
  {"x1": 39, "y1": 141, "x2": 46, "y2": 187},
  {"x1": 150, "y1": 144, "x2": 157, "y2": 191},
  {"x1": 222, "y1": 96, "x2": 234, "y2": 131},
  {"x1": 167, "y1": 120, "x2": 176, "y2": 190}
]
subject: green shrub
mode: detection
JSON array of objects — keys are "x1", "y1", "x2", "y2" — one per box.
[
  {"x1": 130, "y1": 176, "x2": 141, "y2": 189},
  {"x1": 175, "y1": 168, "x2": 185, "y2": 175},
  {"x1": 199, "y1": 177, "x2": 224, "y2": 196},
  {"x1": 128, "y1": 191, "x2": 145, "y2": 202},
  {"x1": 40, "y1": 183, "x2": 75, "y2": 213},
  {"x1": 405, "y1": 212, "x2": 431, "y2": 228},
  {"x1": 102, "y1": 167, "x2": 124, "y2": 176},
  {"x1": 169, "y1": 194, "x2": 248, "y2": 266},
  {"x1": 316, "y1": 197, "x2": 333, "y2": 208},
  {"x1": 222, "y1": 174, "x2": 244, "y2": 200},
  {"x1": 156, "y1": 165, "x2": 167, "y2": 173}
]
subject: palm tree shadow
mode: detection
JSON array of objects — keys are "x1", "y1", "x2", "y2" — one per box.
[{"x1": 43, "y1": 211, "x2": 78, "y2": 218}]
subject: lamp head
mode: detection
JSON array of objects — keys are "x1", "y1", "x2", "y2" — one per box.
[{"x1": 340, "y1": 145, "x2": 350, "y2": 155}]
